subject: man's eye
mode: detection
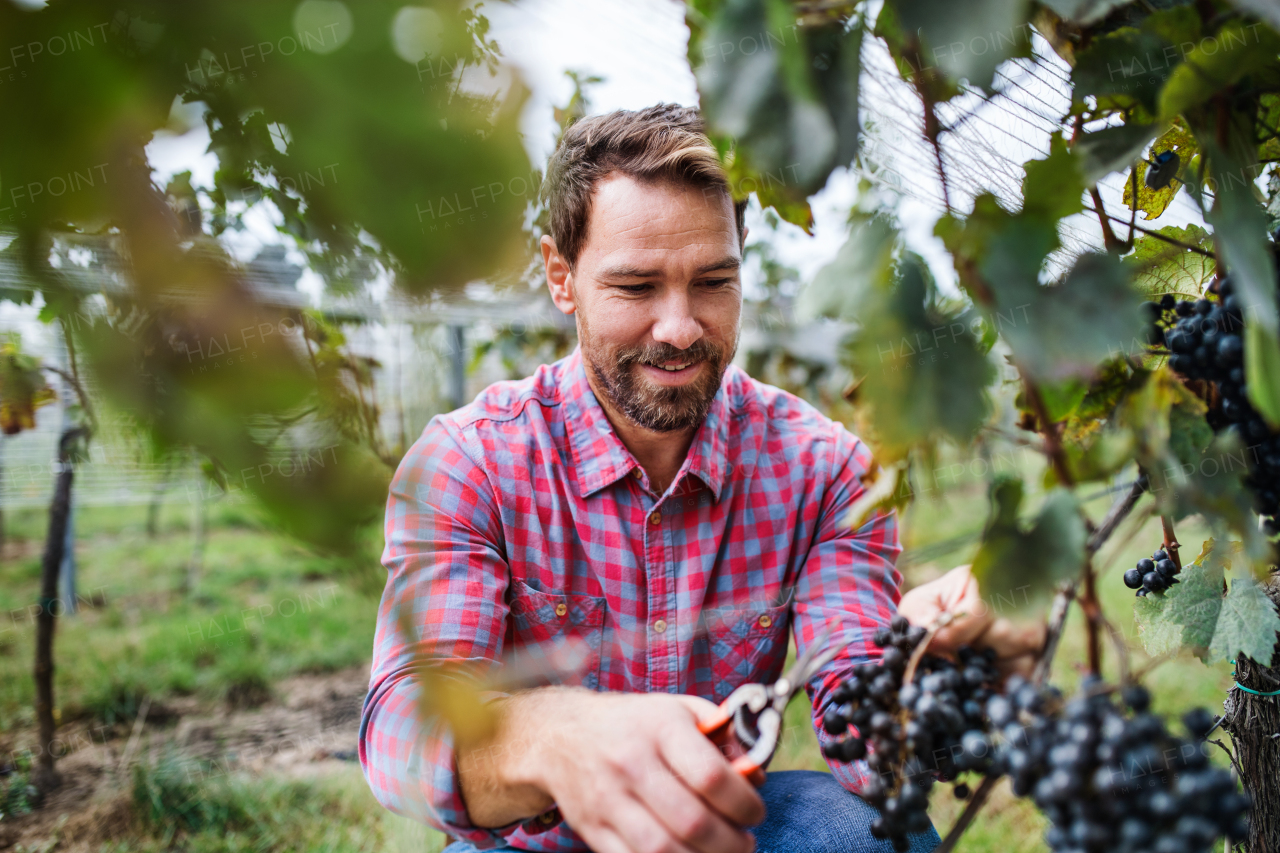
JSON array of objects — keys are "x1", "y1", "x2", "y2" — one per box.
[
  {"x1": 701, "y1": 278, "x2": 731, "y2": 288},
  {"x1": 618, "y1": 284, "x2": 651, "y2": 294}
]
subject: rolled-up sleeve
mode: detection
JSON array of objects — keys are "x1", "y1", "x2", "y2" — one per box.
[
  {"x1": 359, "y1": 417, "x2": 516, "y2": 848},
  {"x1": 792, "y1": 425, "x2": 902, "y2": 792}
]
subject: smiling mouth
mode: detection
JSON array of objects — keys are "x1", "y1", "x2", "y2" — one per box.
[{"x1": 653, "y1": 361, "x2": 693, "y2": 371}]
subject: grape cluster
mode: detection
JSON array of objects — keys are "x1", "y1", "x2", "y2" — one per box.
[
  {"x1": 820, "y1": 615, "x2": 1002, "y2": 851},
  {"x1": 1123, "y1": 548, "x2": 1180, "y2": 596},
  {"x1": 989, "y1": 678, "x2": 1248, "y2": 853},
  {"x1": 1148, "y1": 276, "x2": 1280, "y2": 521}
]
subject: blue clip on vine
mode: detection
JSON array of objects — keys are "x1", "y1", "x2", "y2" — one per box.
[{"x1": 1229, "y1": 660, "x2": 1280, "y2": 696}]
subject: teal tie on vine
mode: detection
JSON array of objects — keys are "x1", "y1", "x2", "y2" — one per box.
[{"x1": 1229, "y1": 660, "x2": 1280, "y2": 696}]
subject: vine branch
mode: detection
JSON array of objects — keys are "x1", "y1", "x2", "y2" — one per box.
[
  {"x1": 1082, "y1": 204, "x2": 1216, "y2": 258},
  {"x1": 932, "y1": 776, "x2": 998, "y2": 853},
  {"x1": 1086, "y1": 477, "x2": 1148, "y2": 555}
]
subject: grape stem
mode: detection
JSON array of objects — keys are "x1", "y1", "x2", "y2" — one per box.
[
  {"x1": 902, "y1": 612, "x2": 955, "y2": 687},
  {"x1": 1160, "y1": 514, "x2": 1182, "y2": 571},
  {"x1": 1032, "y1": 582, "x2": 1076, "y2": 687},
  {"x1": 931, "y1": 775, "x2": 997, "y2": 853}
]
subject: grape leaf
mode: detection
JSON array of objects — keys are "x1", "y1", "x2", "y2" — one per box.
[
  {"x1": 1165, "y1": 541, "x2": 1229, "y2": 657},
  {"x1": 971, "y1": 480, "x2": 1085, "y2": 604},
  {"x1": 841, "y1": 260, "x2": 995, "y2": 459},
  {"x1": 1134, "y1": 538, "x2": 1230, "y2": 659},
  {"x1": 1208, "y1": 572, "x2": 1280, "y2": 665},
  {"x1": 1134, "y1": 593, "x2": 1185, "y2": 656},
  {"x1": 1121, "y1": 123, "x2": 1196, "y2": 221},
  {"x1": 1125, "y1": 224, "x2": 1214, "y2": 298}
]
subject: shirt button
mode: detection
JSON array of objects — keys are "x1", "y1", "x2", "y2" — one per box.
[
  {"x1": 554, "y1": 603, "x2": 568, "y2": 617},
  {"x1": 758, "y1": 614, "x2": 772, "y2": 628},
  {"x1": 653, "y1": 619, "x2": 667, "y2": 634},
  {"x1": 649, "y1": 511, "x2": 662, "y2": 525},
  {"x1": 632, "y1": 468, "x2": 643, "y2": 479}
]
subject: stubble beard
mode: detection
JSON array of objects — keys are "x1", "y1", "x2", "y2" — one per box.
[{"x1": 578, "y1": 310, "x2": 738, "y2": 433}]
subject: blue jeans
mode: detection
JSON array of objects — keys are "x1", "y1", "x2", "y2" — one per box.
[{"x1": 443, "y1": 770, "x2": 941, "y2": 853}]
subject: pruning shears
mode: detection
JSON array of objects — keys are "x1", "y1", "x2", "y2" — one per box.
[{"x1": 697, "y1": 625, "x2": 838, "y2": 786}]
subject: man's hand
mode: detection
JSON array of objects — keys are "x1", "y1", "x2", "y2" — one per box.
[
  {"x1": 897, "y1": 564, "x2": 1046, "y2": 676},
  {"x1": 458, "y1": 687, "x2": 764, "y2": 853}
]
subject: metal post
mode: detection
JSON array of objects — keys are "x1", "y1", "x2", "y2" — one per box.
[{"x1": 447, "y1": 324, "x2": 466, "y2": 410}]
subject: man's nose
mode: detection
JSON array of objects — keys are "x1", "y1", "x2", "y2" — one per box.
[{"x1": 650, "y1": 291, "x2": 703, "y2": 351}]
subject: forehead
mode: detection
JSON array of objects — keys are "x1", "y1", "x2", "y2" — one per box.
[{"x1": 577, "y1": 173, "x2": 739, "y2": 274}]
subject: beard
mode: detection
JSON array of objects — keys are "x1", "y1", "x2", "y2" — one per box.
[{"x1": 578, "y1": 314, "x2": 737, "y2": 433}]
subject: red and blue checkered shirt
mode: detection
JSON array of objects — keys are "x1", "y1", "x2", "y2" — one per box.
[{"x1": 360, "y1": 348, "x2": 901, "y2": 851}]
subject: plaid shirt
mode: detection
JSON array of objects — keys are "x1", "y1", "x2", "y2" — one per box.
[{"x1": 360, "y1": 348, "x2": 901, "y2": 851}]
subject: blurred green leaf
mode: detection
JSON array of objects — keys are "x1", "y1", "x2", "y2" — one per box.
[
  {"x1": 1203, "y1": 141, "x2": 1280, "y2": 424},
  {"x1": 1040, "y1": 0, "x2": 1129, "y2": 25},
  {"x1": 797, "y1": 216, "x2": 896, "y2": 322},
  {"x1": 1158, "y1": 22, "x2": 1280, "y2": 120},
  {"x1": 0, "y1": 334, "x2": 56, "y2": 435},
  {"x1": 971, "y1": 480, "x2": 1086, "y2": 605},
  {"x1": 1072, "y1": 28, "x2": 1174, "y2": 114},
  {"x1": 1022, "y1": 132, "x2": 1086, "y2": 222},
  {"x1": 887, "y1": 0, "x2": 1030, "y2": 93},
  {"x1": 692, "y1": 0, "x2": 860, "y2": 198},
  {"x1": 1226, "y1": 0, "x2": 1280, "y2": 32},
  {"x1": 1077, "y1": 121, "x2": 1160, "y2": 186},
  {"x1": 843, "y1": 261, "x2": 994, "y2": 459},
  {"x1": 992, "y1": 252, "x2": 1145, "y2": 383},
  {"x1": 1245, "y1": 317, "x2": 1280, "y2": 427}
]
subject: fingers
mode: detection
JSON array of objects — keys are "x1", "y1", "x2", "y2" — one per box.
[
  {"x1": 631, "y1": 756, "x2": 757, "y2": 853},
  {"x1": 658, "y1": 711, "x2": 766, "y2": 828},
  {"x1": 576, "y1": 797, "x2": 700, "y2": 853}
]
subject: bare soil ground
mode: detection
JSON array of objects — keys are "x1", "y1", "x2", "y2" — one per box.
[{"x1": 0, "y1": 663, "x2": 371, "y2": 852}]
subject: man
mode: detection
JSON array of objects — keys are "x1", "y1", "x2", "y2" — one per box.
[{"x1": 360, "y1": 104, "x2": 1039, "y2": 853}]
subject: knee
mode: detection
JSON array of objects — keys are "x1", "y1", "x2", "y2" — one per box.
[{"x1": 755, "y1": 771, "x2": 941, "y2": 853}]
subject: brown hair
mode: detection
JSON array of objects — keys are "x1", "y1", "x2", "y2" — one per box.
[{"x1": 542, "y1": 103, "x2": 747, "y2": 270}]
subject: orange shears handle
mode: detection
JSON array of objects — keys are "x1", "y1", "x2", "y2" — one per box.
[{"x1": 698, "y1": 705, "x2": 767, "y2": 786}]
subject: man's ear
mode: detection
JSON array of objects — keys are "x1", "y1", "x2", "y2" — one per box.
[{"x1": 542, "y1": 235, "x2": 576, "y2": 315}]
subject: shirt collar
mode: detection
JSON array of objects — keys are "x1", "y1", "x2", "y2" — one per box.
[{"x1": 562, "y1": 347, "x2": 733, "y2": 502}]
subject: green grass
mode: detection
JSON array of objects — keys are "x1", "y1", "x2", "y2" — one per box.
[
  {"x1": 119, "y1": 753, "x2": 447, "y2": 853},
  {"x1": 0, "y1": 499, "x2": 383, "y2": 733},
  {"x1": 0, "y1": 475, "x2": 1251, "y2": 852}
]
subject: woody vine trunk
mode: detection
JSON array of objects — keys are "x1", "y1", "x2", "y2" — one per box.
[
  {"x1": 1222, "y1": 572, "x2": 1280, "y2": 853},
  {"x1": 30, "y1": 428, "x2": 83, "y2": 793}
]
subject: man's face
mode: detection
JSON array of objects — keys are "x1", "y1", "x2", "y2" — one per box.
[{"x1": 543, "y1": 174, "x2": 742, "y2": 432}]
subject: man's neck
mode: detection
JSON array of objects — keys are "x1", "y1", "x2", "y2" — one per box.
[{"x1": 583, "y1": 368, "x2": 696, "y2": 496}]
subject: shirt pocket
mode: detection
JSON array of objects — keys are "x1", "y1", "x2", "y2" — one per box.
[
  {"x1": 508, "y1": 578, "x2": 607, "y2": 691},
  {"x1": 699, "y1": 602, "x2": 790, "y2": 702}
]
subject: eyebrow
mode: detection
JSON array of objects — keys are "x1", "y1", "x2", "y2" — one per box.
[{"x1": 597, "y1": 256, "x2": 741, "y2": 281}]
